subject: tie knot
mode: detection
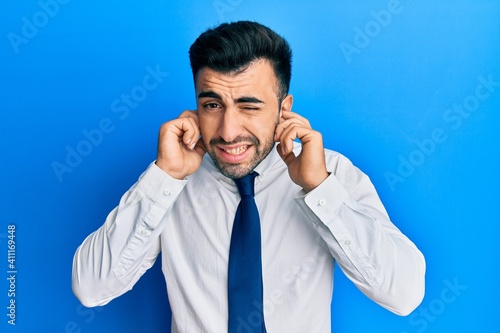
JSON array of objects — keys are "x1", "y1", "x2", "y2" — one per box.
[{"x1": 234, "y1": 172, "x2": 258, "y2": 197}]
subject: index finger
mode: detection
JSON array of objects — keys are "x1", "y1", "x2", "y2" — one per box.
[
  {"x1": 179, "y1": 109, "x2": 199, "y2": 120},
  {"x1": 280, "y1": 110, "x2": 311, "y2": 128}
]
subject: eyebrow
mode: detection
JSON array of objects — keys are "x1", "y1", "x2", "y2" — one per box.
[
  {"x1": 235, "y1": 96, "x2": 264, "y2": 104},
  {"x1": 197, "y1": 91, "x2": 222, "y2": 100},
  {"x1": 197, "y1": 91, "x2": 264, "y2": 104}
]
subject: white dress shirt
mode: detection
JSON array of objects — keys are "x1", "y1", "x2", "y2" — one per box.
[{"x1": 72, "y1": 143, "x2": 425, "y2": 332}]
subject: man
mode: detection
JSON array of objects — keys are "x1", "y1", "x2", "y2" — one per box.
[{"x1": 72, "y1": 21, "x2": 425, "y2": 332}]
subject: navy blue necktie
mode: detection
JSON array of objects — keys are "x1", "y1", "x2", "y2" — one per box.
[{"x1": 228, "y1": 172, "x2": 266, "y2": 332}]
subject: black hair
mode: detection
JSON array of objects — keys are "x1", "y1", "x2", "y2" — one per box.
[{"x1": 189, "y1": 21, "x2": 292, "y2": 101}]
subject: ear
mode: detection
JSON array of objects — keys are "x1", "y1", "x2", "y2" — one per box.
[{"x1": 280, "y1": 94, "x2": 293, "y2": 116}]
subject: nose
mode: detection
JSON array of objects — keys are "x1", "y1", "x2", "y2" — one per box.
[{"x1": 217, "y1": 108, "x2": 243, "y2": 143}]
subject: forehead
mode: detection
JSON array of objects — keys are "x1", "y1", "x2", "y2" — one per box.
[{"x1": 194, "y1": 59, "x2": 278, "y2": 97}]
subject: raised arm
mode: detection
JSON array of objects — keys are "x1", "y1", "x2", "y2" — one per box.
[
  {"x1": 302, "y1": 154, "x2": 425, "y2": 315},
  {"x1": 72, "y1": 110, "x2": 206, "y2": 307},
  {"x1": 275, "y1": 109, "x2": 425, "y2": 315}
]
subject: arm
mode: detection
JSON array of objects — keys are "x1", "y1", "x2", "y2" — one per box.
[
  {"x1": 72, "y1": 163, "x2": 186, "y2": 307},
  {"x1": 275, "y1": 109, "x2": 425, "y2": 316},
  {"x1": 72, "y1": 110, "x2": 206, "y2": 307},
  {"x1": 300, "y1": 154, "x2": 425, "y2": 316}
]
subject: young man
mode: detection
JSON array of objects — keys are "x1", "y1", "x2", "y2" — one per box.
[{"x1": 72, "y1": 21, "x2": 425, "y2": 332}]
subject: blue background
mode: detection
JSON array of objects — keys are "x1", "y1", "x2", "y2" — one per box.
[{"x1": 1, "y1": 0, "x2": 499, "y2": 332}]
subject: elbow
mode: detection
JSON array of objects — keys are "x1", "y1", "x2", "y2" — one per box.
[
  {"x1": 72, "y1": 273, "x2": 99, "y2": 308},
  {"x1": 366, "y1": 247, "x2": 426, "y2": 316},
  {"x1": 391, "y1": 282, "x2": 425, "y2": 316},
  {"x1": 72, "y1": 284, "x2": 96, "y2": 308},
  {"x1": 388, "y1": 251, "x2": 427, "y2": 316},
  {"x1": 360, "y1": 262, "x2": 426, "y2": 317},
  {"x1": 376, "y1": 272, "x2": 425, "y2": 317},
  {"x1": 72, "y1": 261, "x2": 98, "y2": 308},
  {"x1": 72, "y1": 251, "x2": 111, "y2": 308},
  {"x1": 72, "y1": 269, "x2": 111, "y2": 308}
]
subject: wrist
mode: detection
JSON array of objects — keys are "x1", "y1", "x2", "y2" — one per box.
[
  {"x1": 302, "y1": 171, "x2": 330, "y2": 193},
  {"x1": 155, "y1": 159, "x2": 185, "y2": 180}
]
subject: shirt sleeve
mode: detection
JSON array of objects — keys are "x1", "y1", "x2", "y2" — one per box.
[
  {"x1": 72, "y1": 162, "x2": 187, "y2": 307},
  {"x1": 298, "y1": 153, "x2": 426, "y2": 316}
]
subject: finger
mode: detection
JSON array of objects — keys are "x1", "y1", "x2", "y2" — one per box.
[
  {"x1": 275, "y1": 118, "x2": 309, "y2": 142},
  {"x1": 173, "y1": 110, "x2": 200, "y2": 148},
  {"x1": 277, "y1": 123, "x2": 300, "y2": 155},
  {"x1": 280, "y1": 110, "x2": 311, "y2": 127},
  {"x1": 278, "y1": 112, "x2": 311, "y2": 133},
  {"x1": 193, "y1": 137, "x2": 207, "y2": 157},
  {"x1": 162, "y1": 117, "x2": 199, "y2": 149},
  {"x1": 179, "y1": 117, "x2": 200, "y2": 149},
  {"x1": 278, "y1": 123, "x2": 315, "y2": 155},
  {"x1": 179, "y1": 110, "x2": 200, "y2": 126},
  {"x1": 179, "y1": 109, "x2": 198, "y2": 119},
  {"x1": 276, "y1": 142, "x2": 296, "y2": 167}
]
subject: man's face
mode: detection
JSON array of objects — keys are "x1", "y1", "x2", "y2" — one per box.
[{"x1": 195, "y1": 59, "x2": 292, "y2": 179}]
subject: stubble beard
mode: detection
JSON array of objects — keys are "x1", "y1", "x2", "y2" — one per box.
[{"x1": 206, "y1": 119, "x2": 279, "y2": 179}]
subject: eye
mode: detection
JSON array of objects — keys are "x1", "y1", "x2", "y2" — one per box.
[
  {"x1": 204, "y1": 102, "x2": 221, "y2": 110},
  {"x1": 241, "y1": 106, "x2": 260, "y2": 111}
]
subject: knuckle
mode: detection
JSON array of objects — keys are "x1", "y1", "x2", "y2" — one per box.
[
  {"x1": 311, "y1": 130, "x2": 322, "y2": 140},
  {"x1": 159, "y1": 122, "x2": 170, "y2": 131}
]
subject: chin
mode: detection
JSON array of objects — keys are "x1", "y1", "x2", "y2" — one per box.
[{"x1": 216, "y1": 163, "x2": 254, "y2": 179}]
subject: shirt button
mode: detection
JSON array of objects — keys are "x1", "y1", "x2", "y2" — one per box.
[
  {"x1": 318, "y1": 199, "x2": 326, "y2": 206},
  {"x1": 344, "y1": 240, "x2": 351, "y2": 246},
  {"x1": 140, "y1": 229, "x2": 148, "y2": 237},
  {"x1": 163, "y1": 189, "x2": 171, "y2": 196}
]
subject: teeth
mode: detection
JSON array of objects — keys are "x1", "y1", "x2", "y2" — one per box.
[{"x1": 224, "y1": 146, "x2": 248, "y2": 155}]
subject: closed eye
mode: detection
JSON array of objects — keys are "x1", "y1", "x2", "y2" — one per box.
[
  {"x1": 237, "y1": 97, "x2": 264, "y2": 112},
  {"x1": 241, "y1": 106, "x2": 260, "y2": 111}
]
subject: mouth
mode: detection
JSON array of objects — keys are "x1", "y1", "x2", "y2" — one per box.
[
  {"x1": 221, "y1": 145, "x2": 249, "y2": 155},
  {"x1": 216, "y1": 144, "x2": 252, "y2": 163}
]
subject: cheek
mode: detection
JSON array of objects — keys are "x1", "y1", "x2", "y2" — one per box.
[
  {"x1": 198, "y1": 115, "x2": 217, "y2": 138},
  {"x1": 254, "y1": 114, "x2": 279, "y2": 135}
]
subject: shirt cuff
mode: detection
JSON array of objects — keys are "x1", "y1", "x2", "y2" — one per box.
[
  {"x1": 137, "y1": 162, "x2": 188, "y2": 210},
  {"x1": 304, "y1": 173, "x2": 349, "y2": 221}
]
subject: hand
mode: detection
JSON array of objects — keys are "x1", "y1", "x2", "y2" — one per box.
[
  {"x1": 274, "y1": 110, "x2": 329, "y2": 192},
  {"x1": 156, "y1": 110, "x2": 206, "y2": 179}
]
